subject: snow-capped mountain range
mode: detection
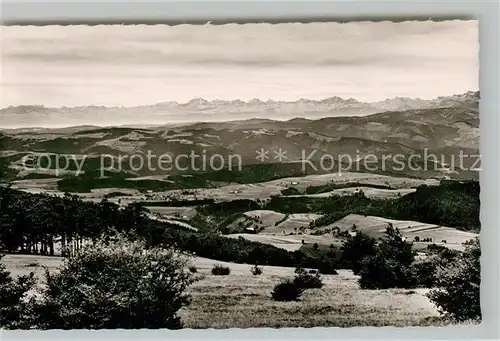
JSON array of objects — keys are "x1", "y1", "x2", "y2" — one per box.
[{"x1": 0, "y1": 91, "x2": 479, "y2": 129}]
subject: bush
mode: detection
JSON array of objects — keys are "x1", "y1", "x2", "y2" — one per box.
[
  {"x1": 250, "y1": 264, "x2": 263, "y2": 276},
  {"x1": 188, "y1": 265, "x2": 198, "y2": 273},
  {"x1": 427, "y1": 243, "x2": 446, "y2": 252},
  {"x1": 437, "y1": 247, "x2": 460, "y2": 261},
  {"x1": 295, "y1": 274, "x2": 324, "y2": 289},
  {"x1": 412, "y1": 258, "x2": 438, "y2": 288},
  {"x1": 413, "y1": 247, "x2": 460, "y2": 288},
  {"x1": 271, "y1": 279, "x2": 305, "y2": 301},
  {"x1": 0, "y1": 254, "x2": 37, "y2": 329},
  {"x1": 427, "y1": 238, "x2": 481, "y2": 322},
  {"x1": 358, "y1": 254, "x2": 416, "y2": 289},
  {"x1": 211, "y1": 265, "x2": 231, "y2": 276},
  {"x1": 281, "y1": 187, "x2": 301, "y2": 196},
  {"x1": 30, "y1": 236, "x2": 196, "y2": 329},
  {"x1": 293, "y1": 267, "x2": 324, "y2": 289},
  {"x1": 358, "y1": 225, "x2": 417, "y2": 289},
  {"x1": 341, "y1": 231, "x2": 377, "y2": 275}
]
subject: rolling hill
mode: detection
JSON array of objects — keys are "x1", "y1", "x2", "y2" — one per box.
[{"x1": 0, "y1": 92, "x2": 480, "y2": 185}]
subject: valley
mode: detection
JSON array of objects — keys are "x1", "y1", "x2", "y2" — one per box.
[{"x1": 0, "y1": 91, "x2": 481, "y2": 329}]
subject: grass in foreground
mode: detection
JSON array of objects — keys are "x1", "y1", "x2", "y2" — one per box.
[
  {"x1": 178, "y1": 258, "x2": 443, "y2": 328},
  {"x1": 1, "y1": 254, "x2": 477, "y2": 329}
]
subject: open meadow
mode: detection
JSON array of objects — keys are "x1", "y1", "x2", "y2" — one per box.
[
  {"x1": 0, "y1": 20, "x2": 481, "y2": 330},
  {"x1": 2, "y1": 254, "x2": 444, "y2": 328}
]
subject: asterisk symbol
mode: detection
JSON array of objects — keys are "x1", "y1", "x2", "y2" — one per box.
[
  {"x1": 256, "y1": 148, "x2": 269, "y2": 162},
  {"x1": 273, "y1": 148, "x2": 287, "y2": 162}
]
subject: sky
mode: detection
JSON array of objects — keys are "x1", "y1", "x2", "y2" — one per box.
[{"x1": 1, "y1": 20, "x2": 479, "y2": 108}]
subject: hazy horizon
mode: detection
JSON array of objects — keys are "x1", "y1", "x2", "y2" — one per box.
[
  {"x1": 1, "y1": 21, "x2": 478, "y2": 108},
  {"x1": 0, "y1": 90, "x2": 479, "y2": 110}
]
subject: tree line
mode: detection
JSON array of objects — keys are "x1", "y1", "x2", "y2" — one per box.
[
  {"x1": 269, "y1": 180, "x2": 480, "y2": 232},
  {"x1": 151, "y1": 180, "x2": 480, "y2": 233},
  {"x1": 0, "y1": 185, "x2": 481, "y2": 329},
  {"x1": 0, "y1": 187, "x2": 336, "y2": 271}
]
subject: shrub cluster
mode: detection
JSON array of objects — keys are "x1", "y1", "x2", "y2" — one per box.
[
  {"x1": 271, "y1": 278, "x2": 306, "y2": 302},
  {"x1": 0, "y1": 254, "x2": 36, "y2": 329},
  {"x1": 340, "y1": 231, "x2": 377, "y2": 275},
  {"x1": 250, "y1": 264, "x2": 263, "y2": 276},
  {"x1": 293, "y1": 268, "x2": 324, "y2": 289},
  {"x1": 211, "y1": 265, "x2": 231, "y2": 276},
  {"x1": 0, "y1": 236, "x2": 196, "y2": 329},
  {"x1": 427, "y1": 238, "x2": 481, "y2": 322},
  {"x1": 413, "y1": 246, "x2": 459, "y2": 288},
  {"x1": 271, "y1": 267, "x2": 325, "y2": 301},
  {"x1": 357, "y1": 226, "x2": 417, "y2": 289},
  {"x1": 346, "y1": 225, "x2": 481, "y2": 322}
]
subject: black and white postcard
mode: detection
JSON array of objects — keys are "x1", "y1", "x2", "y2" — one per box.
[{"x1": 0, "y1": 20, "x2": 481, "y2": 329}]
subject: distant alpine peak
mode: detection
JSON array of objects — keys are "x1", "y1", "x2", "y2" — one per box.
[
  {"x1": 171, "y1": 91, "x2": 477, "y2": 107},
  {"x1": 186, "y1": 97, "x2": 209, "y2": 105},
  {"x1": 0, "y1": 91, "x2": 479, "y2": 115}
]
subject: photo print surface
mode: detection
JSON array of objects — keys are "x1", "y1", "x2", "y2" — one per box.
[{"x1": 0, "y1": 20, "x2": 481, "y2": 329}]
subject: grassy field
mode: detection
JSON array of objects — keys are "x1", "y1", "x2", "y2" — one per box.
[
  {"x1": 285, "y1": 186, "x2": 417, "y2": 200},
  {"x1": 224, "y1": 233, "x2": 340, "y2": 252},
  {"x1": 8, "y1": 171, "x2": 439, "y2": 204},
  {"x1": 145, "y1": 206, "x2": 198, "y2": 219},
  {"x1": 221, "y1": 211, "x2": 477, "y2": 252},
  {"x1": 329, "y1": 214, "x2": 478, "y2": 251},
  {"x1": 182, "y1": 257, "x2": 442, "y2": 328},
  {"x1": 2, "y1": 254, "x2": 62, "y2": 280},
  {"x1": 2, "y1": 254, "x2": 446, "y2": 328}
]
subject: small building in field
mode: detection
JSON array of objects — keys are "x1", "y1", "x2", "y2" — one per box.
[{"x1": 245, "y1": 227, "x2": 257, "y2": 234}]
